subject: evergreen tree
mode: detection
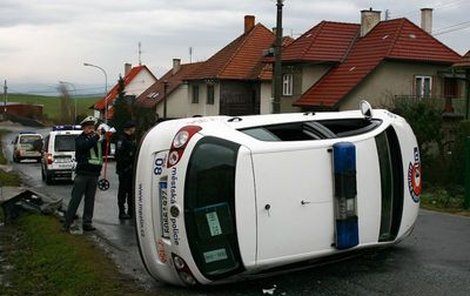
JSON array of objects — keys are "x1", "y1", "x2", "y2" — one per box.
[{"x1": 111, "y1": 75, "x2": 132, "y2": 134}]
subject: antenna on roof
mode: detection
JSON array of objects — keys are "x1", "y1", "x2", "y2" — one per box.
[
  {"x1": 385, "y1": 9, "x2": 391, "y2": 20},
  {"x1": 138, "y1": 42, "x2": 142, "y2": 65},
  {"x1": 189, "y1": 46, "x2": 193, "y2": 63}
]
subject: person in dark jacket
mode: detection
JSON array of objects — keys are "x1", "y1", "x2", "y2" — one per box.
[
  {"x1": 63, "y1": 116, "x2": 103, "y2": 232},
  {"x1": 115, "y1": 120, "x2": 137, "y2": 219}
]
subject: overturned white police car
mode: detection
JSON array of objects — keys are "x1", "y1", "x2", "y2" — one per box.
[{"x1": 134, "y1": 102, "x2": 421, "y2": 286}]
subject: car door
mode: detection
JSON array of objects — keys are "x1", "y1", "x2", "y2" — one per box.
[{"x1": 253, "y1": 146, "x2": 335, "y2": 265}]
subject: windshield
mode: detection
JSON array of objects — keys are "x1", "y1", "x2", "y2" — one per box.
[
  {"x1": 184, "y1": 137, "x2": 244, "y2": 280},
  {"x1": 19, "y1": 135, "x2": 41, "y2": 144},
  {"x1": 54, "y1": 134, "x2": 78, "y2": 152}
]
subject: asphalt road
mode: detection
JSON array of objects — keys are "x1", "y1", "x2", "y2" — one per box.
[{"x1": 2, "y1": 124, "x2": 470, "y2": 296}]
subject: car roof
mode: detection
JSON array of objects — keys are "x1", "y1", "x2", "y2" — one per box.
[
  {"x1": 18, "y1": 131, "x2": 42, "y2": 136},
  {"x1": 48, "y1": 129, "x2": 82, "y2": 136}
]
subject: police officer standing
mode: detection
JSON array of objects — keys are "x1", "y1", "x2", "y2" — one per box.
[
  {"x1": 115, "y1": 120, "x2": 137, "y2": 219},
  {"x1": 63, "y1": 116, "x2": 102, "y2": 232}
]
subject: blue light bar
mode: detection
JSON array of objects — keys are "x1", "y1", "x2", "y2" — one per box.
[{"x1": 52, "y1": 125, "x2": 81, "y2": 131}]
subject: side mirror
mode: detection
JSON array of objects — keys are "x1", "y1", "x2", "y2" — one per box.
[{"x1": 359, "y1": 100, "x2": 373, "y2": 120}]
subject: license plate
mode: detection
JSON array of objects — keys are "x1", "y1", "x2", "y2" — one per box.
[
  {"x1": 57, "y1": 164, "x2": 72, "y2": 169},
  {"x1": 159, "y1": 178, "x2": 170, "y2": 239},
  {"x1": 55, "y1": 158, "x2": 71, "y2": 163}
]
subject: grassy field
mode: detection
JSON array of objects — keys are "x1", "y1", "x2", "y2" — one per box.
[
  {"x1": 0, "y1": 213, "x2": 152, "y2": 296},
  {"x1": 0, "y1": 127, "x2": 151, "y2": 295},
  {"x1": 7, "y1": 93, "x2": 99, "y2": 121}
]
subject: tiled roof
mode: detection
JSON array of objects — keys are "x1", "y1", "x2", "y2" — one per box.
[
  {"x1": 94, "y1": 65, "x2": 154, "y2": 111},
  {"x1": 282, "y1": 21, "x2": 360, "y2": 62},
  {"x1": 294, "y1": 18, "x2": 462, "y2": 108},
  {"x1": 135, "y1": 62, "x2": 204, "y2": 108},
  {"x1": 453, "y1": 50, "x2": 470, "y2": 68},
  {"x1": 186, "y1": 23, "x2": 275, "y2": 81}
]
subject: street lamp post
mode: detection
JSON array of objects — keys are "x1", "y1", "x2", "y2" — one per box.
[{"x1": 83, "y1": 62, "x2": 108, "y2": 123}]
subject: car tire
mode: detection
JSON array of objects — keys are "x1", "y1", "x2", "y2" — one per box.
[{"x1": 13, "y1": 154, "x2": 19, "y2": 163}]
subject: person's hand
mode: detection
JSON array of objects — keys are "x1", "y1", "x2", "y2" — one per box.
[{"x1": 95, "y1": 128, "x2": 102, "y2": 138}]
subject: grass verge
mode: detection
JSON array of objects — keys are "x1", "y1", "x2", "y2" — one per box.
[
  {"x1": 0, "y1": 211, "x2": 151, "y2": 296},
  {"x1": 420, "y1": 187, "x2": 470, "y2": 217}
]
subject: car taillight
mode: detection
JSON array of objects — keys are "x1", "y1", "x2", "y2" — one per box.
[
  {"x1": 47, "y1": 153, "x2": 53, "y2": 165},
  {"x1": 167, "y1": 126, "x2": 201, "y2": 168},
  {"x1": 171, "y1": 253, "x2": 197, "y2": 286}
]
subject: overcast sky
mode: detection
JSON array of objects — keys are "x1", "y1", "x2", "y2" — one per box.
[{"x1": 1, "y1": 0, "x2": 469, "y2": 94}]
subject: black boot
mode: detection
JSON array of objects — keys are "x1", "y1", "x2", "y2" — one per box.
[{"x1": 118, "y1": 204, "x2": 130, "y2": 220}]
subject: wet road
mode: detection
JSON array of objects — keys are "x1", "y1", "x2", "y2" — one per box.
[{"x1": 2, "y1": 124, "x2": 470, "y2": 295}]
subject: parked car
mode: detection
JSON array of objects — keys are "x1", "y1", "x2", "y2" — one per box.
[
  {"x1": 134, "y1": 102, "x2": 421, "y2": 286},
  {"x1": 12, "y1": 131, "x2": 43, "y2": 163},
  {"x1": 41, "y1": 125, "x2": 82, "y2": 184}
]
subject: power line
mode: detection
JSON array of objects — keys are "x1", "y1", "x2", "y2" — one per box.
[{"x1": 434, "y1": 21, "x2": 470, "y2": 36}]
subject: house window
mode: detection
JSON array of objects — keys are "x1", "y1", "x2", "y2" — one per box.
[
  {"x1": 282, "y1": 74, "x2": 293, "y2": 96},
  {"x1": 192, "y1": 85, "x2": 199, "y2": 104},
  {"x1": 207, "y1": 85, "x2": 214, "y2": 105},
  {"x1": 415, "y1": 76, "x2": 432, "y2": 98},
  {"x1": 444, "y1": 78, "x2": 458, "y2": 98}
]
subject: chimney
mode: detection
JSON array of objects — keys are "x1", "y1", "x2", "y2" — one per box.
[
  {"x1": 172, "y1": 58, "x2": 181, "y2": 75},
  {"x1": 244, "y1": 15, "x2": 255, "y2": 33},
  {"x1": 124, "y1": 63, "x2": 132, "y2": 76},
  {"x1": 360, "y1": 8, "x2": 381, "y2": 37},
  {"x1": 420, "y1": 8, "x2": 433, "y2": 34}
]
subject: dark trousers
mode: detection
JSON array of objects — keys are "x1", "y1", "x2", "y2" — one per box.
[
  {"x1": 118, "y1": 174, "x2": 134, "y2": 216},
  {"x1": 64, "y1": 174, "x2": 98, "y2": 228}
]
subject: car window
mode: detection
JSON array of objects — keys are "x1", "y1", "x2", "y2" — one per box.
[
  {"x1": 240, "y1": 119, "x2": 381, "y2": 141},
  {"x1": 54, "y1": 134, "x2": 78, "y2": 152},
  {"x1": 19, "y1": 135, "x2": 42, "y2": 144}
]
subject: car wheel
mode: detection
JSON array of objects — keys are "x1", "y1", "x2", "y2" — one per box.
[
  {"x1": 12, "y1": 154, "x2": 19, "y2": 163},
  {"x1": 41, "y1": 166, "x2": 46, "y2": 181}
]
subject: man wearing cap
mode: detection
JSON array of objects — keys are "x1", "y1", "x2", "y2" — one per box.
[
  {"x1": 63, "y1": 116, "x2": 103, "y2": 232},
  {"x1": 115, "y1": 120, "x2": 137, "y2": 219}
]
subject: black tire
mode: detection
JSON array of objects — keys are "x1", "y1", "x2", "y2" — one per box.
[
  {"x1": 41, "y1": 166, "x2": 46, "y2": 181},
  {"x1": 12, "y1": 154, "x2": 19, "y2": 163}
]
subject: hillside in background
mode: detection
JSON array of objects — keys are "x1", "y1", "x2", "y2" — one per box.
[{"x1": 5, "y1": 94, "x2": 99, "y2": 122}]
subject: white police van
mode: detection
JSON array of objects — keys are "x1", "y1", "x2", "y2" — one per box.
[
  {"x1": 41, "y1": 125, "x2": 82, "y2": 184},
  {"x1": 135, "y1": 102, "x2": 421, "y2": 286}
]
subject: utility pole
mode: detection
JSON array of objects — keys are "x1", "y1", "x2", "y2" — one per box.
[
  {"x1": 3, "y1": 80, "x2": 7, "y2": 115},
  {"x1": 272, "y1": 0, "x2": 284, "y2": 114}
]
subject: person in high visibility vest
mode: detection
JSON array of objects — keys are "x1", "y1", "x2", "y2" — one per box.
[{"x1": 63, "y1": 116, "x2": 103, "y2": 232}]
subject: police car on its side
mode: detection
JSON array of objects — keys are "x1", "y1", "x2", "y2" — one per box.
[
  {"x1": 41, "y1": 125, "x2": 82, "y2": 184},
  {"x1": 135, "y1": 101, "x2": 421, "y2": 286}
]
